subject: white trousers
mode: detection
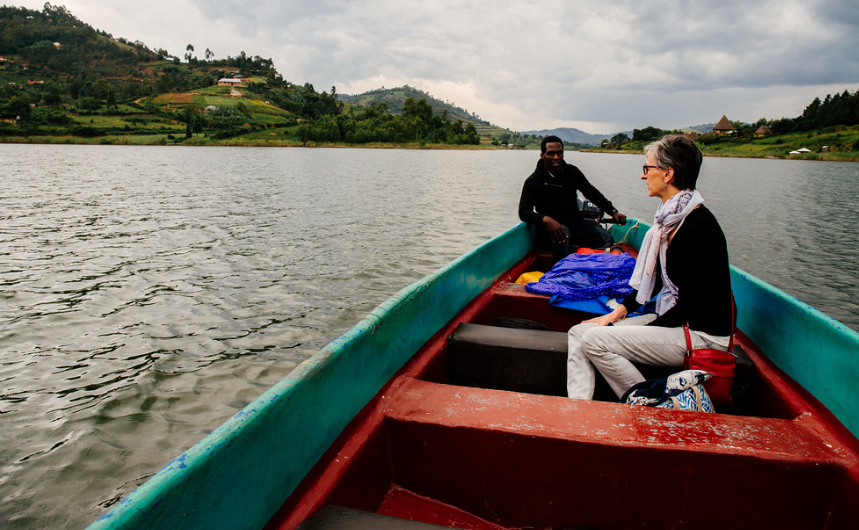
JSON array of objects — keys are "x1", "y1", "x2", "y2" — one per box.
[{"x1": 566, "y1": 314, "x2": 730, "y2": 400}]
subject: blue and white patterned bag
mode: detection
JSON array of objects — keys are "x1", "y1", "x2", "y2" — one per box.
[{"x1": 622, "y1": 370, "x2": 715, "y2": 412}]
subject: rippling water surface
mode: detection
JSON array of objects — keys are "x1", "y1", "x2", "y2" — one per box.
[{"x1": 1, "y1": 144, "x2": 857, "y2": 529}]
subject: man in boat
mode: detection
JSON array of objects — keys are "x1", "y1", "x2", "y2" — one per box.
[{"x1": 518, "y1": 135, "x2": 627, "y2": 258}]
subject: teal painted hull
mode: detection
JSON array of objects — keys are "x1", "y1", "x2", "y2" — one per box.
[{"x1": 87, "y1": 220, "x2": 859, "y2": 530}]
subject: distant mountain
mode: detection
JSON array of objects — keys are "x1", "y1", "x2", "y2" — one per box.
[
  {"x1": 338, "y1": 85, "x2": 488, "y2": 125},
  {"x1": 685, "y1": 123, "x2": 715, "y2": 133},
  {"x1": 519, "y1": 127, "x2": 614, "y2": 146}
]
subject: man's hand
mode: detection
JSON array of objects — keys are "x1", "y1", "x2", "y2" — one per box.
[
  {"x1": 542, "y1": 216, "x2": 567, "y2": 244},
  {"x1": 612, "y1": 211, "x2": 628, "y2": 225}
]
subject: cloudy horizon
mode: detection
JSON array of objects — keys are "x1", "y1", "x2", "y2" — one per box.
[{"x1": 9, "y1": 1, "x2": 859, "y2": 134}]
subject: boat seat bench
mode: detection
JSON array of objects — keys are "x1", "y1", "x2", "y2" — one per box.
[
  {"x1": 447, "y1": 323, "x2": 569, "y2": 396},
  {"x1": 372, "y1": 376, "x2": 858, "y2": 530},
  {"x1": 447, "y1": 321, "x2": 754, "y2": 407}
]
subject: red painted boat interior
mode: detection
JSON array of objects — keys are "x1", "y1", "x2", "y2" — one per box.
[{"x1": 268, "y1": 249, "x2": 859, "y2": 530}]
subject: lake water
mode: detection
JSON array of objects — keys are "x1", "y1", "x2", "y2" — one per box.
[{"x1": 1, "y1": 144, "x2": 857, "y2": 529}]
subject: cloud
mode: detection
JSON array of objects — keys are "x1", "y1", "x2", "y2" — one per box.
[{"x1": 11, "y1": 0, "x2": 859, "y2": 132}]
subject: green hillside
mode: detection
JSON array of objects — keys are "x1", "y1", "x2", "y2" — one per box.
[
  {"x1": 339, "y1": 85, "x2": 487, "y2": 125},
  {"x1": 586, "y1": 123, "x2": 859, "y2": 162},
  {"x1": 0, "y1": 5, "x2": 513, "y2": 148}
]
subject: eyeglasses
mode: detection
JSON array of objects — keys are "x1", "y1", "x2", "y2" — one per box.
[{"x1": 642, "y1": 165, "x2": 666, "y2": 175}]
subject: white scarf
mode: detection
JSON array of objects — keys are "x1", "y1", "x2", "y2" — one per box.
[{"x1": 629, "y1": 189, "x2": 704, "y2": 315}]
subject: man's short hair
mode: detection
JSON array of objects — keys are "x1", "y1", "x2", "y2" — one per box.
[{"x1": 541, "y1": 135, "x2": 564, "y2": 154}]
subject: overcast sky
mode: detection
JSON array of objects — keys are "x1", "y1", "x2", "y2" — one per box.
[{"x1": 11, "y1": 0, "x2": 859, "y2": 133}]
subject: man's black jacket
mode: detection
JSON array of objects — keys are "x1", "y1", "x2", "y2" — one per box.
[{"x1": 518, "y1": 159, "x2": 617, "y2": 228}]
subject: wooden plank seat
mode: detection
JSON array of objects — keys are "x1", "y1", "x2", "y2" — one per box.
[
  {"x1": 447, "y1": 322, "x2": 754, "y2": 407},
  {"x1": 447, "y1": 322, "x2": 569, "y2": 396},
  {"x1": 376, "y1": 376, "x2": 857, "y2": 530}
]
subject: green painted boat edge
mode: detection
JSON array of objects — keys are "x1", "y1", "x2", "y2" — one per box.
[
  {"x1": 731, "y1": 266, "x2": 859, "y2": 435},
  {"x1": 86, "y1": 223, "x2": 537, "y2": 530},
  {"x1": 609, "y1": 219, "x2": 859, "y2": 436}
]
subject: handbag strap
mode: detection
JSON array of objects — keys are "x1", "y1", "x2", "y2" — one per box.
[
  {"x1": 692, "y1": 385, "x2": 703, "y2": 410},
  {"x1": 683, "y1": 292, "x2": 736, "y2": 354}
]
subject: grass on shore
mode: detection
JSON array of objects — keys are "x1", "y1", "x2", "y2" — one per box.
[{"x1": 0, "y1": 133, "x2": 500, "y2": 149}]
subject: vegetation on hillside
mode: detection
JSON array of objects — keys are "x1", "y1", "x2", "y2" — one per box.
[
  {"x1": 338, "y1": 85, "x2": 486, "y2": 125},
  {"x1": 589, "y1": 91, "x2": 859, "y2": 161},
  {"x1": 297, "y1": 96, "x2": 480, "y2": 145},
  {"x1": 0, "y1": 4, "x2": 520, "y2": 148}
]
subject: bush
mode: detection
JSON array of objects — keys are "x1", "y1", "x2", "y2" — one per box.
[
  {"x1": 76, "y1": 97, "x2": 102, "y2": 112},
  {"x1": 72, "y1": 126, "x2": 101, "y2": 137}
]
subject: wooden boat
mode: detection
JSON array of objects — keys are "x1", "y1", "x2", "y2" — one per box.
[{"x1": 88, "y1": 221, "x2": 859, "y2": 530}]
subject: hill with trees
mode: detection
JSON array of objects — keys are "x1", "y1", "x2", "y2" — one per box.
[
  {"x1": 338, "y1": 85, "x2": 487, "y2": 126},
  {"x1": 0, "y1": 4, "x2": 522, "y2": 147}
]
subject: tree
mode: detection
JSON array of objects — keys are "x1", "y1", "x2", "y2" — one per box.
[
  {"x1": 632, "y1": 126, "x2": 662, "y2": 143},
  {"x1": 183, "y1": 105, "x2": 196, "y2": 138},
  {"x1": 42, "y1": 84, "x2": 62, "y2": 106},
  {"x1": 8, "y1": 95, "x2": 31, "y2": 121},
  {"x1": 205, "y1": 48, "x2": 213, "y2": 61},
  {"x1": 92, "y1": 78, "x2": 110, "y2": 100},
  {"x1": 185, "y1": 44, "x2": 195, "y2": 63},
  {"x1": 611, "y1": 132, "x2": 629, "y2": 146}
]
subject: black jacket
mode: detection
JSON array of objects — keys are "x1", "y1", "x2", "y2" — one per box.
[
  {"x1": 622, "y1": 206, "x2": 733, "y2": 336},
  {"x1": 518, "y1": 160, "x2": 617, "y2": 228}
]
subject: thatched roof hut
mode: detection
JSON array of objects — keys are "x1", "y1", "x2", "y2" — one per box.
[{"x1": 713, "y1": 115, "x2": 734, "y2": 134}]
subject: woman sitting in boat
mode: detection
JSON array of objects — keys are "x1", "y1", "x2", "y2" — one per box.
[{"x1": 566, "y1": 134, "x2": 733, "y2": 400}]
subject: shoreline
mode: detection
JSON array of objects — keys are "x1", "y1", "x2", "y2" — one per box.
[
  {"x1": 3, "y1": 137, "x2": 858, "y2": 161},
  {"x1": 0, "y1": 136, "x2": 508, "y2": 150}
]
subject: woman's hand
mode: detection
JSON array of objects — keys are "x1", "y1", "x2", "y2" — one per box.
[{"x1": 584, "y1": 305, "x2": 628, "y2": 326}]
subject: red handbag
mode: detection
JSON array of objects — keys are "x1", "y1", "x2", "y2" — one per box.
[{"x1": 682, "y1": 297, "x2": 737, "y2": 407}]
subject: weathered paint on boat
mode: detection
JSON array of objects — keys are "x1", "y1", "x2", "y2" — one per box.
[
  {"x1": 87, "y1": 220, "x2": 859, "y2": 530},
  {"x1": 87, "y1": 224, "x2": 534, "y2": 530}
]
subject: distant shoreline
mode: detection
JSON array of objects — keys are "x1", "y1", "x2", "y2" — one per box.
[
  {"x1": 3, "y1": 137, "x2": 858, "y2": 161},
  {"x1": 0, "y1": 137, "x2": 503, "y2": 150}
]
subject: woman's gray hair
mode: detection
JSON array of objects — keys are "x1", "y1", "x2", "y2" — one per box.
[{"x1": 644, "y1": 134, "x2": 703, "y2": 190}]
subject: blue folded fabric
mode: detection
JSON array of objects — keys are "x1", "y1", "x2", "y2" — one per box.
[
  {"x1": 549, "y1": 295, "x2": 613, "y2": 314},
  {"x1": 526, "y1": 253, "x2": 636, "y2": 301}
]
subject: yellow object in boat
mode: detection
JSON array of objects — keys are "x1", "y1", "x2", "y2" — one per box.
[{"x1": 515, "y1": 271, "x2": 544, "y2": 284}]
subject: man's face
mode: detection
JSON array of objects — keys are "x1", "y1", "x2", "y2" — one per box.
[{"x1": 541, "y1": 142, "x2": 564, "y2": 173}]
